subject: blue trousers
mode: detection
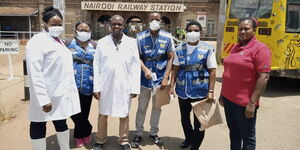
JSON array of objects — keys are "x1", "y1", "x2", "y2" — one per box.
[{"x1": 223, "y1": 96, "x2": 258, "y2": 150}]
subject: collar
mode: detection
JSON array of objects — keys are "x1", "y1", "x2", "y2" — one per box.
[
  {"x1": 238, "y1": 37, "x2": 256, "y2": 50},
  {"x1": 233, "y1": 37, "x2": 256, "y2": 53}
]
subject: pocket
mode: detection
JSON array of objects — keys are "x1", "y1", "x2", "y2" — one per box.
[
  {"x1": 46, "y1": 80, "x2": 67, "y2": 98},
  {"x1": 156, "y1": 60, "x2": 167, "y2": 70}
]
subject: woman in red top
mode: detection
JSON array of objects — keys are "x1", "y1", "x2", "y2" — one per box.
[{"x1": 219, "y1": 18, "x2": 271, "y2": 150}]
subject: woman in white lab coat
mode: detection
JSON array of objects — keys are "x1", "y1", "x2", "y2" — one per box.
[{"x1": 26, "y1": 6, "x2": 80, "y2": 150}]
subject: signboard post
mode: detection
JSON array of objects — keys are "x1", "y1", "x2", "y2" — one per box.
[{"x1": 0, "y1": 40, "x2": 19, "y2": 80}]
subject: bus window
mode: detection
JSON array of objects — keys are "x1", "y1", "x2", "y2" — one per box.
[
  {"x1": 229, "y1": 0, "x2": 274, "y2": 19},
  {"x1": 286, "y1": 0, "x2": 300, "y2": 33}
]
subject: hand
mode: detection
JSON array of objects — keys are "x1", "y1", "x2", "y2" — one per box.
[
  {"x1": 160, "y1": 77, "x2": 169, "y2": 89},
  {"x1": 218, "y1": 96, "x2": 224, "y2": 107},
  {"x1": 131, "y1": 94, "x2": 137, "y2": 98},
  {"x1": 144, "y1": 69, "x2": 152, "y2": 80},
  {"x1": 42, "y1": 103, "x2": 52, "y2": 113},
  {"x1": 245, "y1": 102, "x2": 256, "y2": 118},
  {"x1": 93, "y1": 92, "x2": 101, "y2": 100},
  {"x1": 207, "y1": 92, "x2": 215, "y2": 103},
  {"x1": 168, "y1": 86, "x2": 175, "y2": 95}
]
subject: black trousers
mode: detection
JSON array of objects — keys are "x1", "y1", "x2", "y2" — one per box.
[
  {"x1": 178, "y1": 97, "x2": 205, "y2": 150},
  {"x1": 71, "y1": 93, "x2": 93, "y2": 138},
  {"x1": 223, "y1": 96, "x2": 258, "y2": 150},
  {"x1": 30, "y1": 119, "x2": 68, "y2": 139}
]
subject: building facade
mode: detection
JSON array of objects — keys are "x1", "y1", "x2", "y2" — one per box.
[{"x1": 0, "y1": 0, "x2": 220, "y2": 40}]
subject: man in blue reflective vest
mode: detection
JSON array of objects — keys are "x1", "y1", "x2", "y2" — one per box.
[{"x1": 131, "y1": 11, "x2": 175, "y2": 148}]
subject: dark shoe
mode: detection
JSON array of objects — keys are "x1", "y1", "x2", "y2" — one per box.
[
  {"x1": 93, "y1": 143, "x2": 104, "y2": 150},
  {"x1": 120, "y1": 143, "x2": 131, "y2": 150},
  {"x1": 149, "y1": 135, "x2": 163, "y2": 146},
  {"x1": 180, "y1": 141, "x2": 191, "y2": 148},
  {"x1": 131, "y1": 135, "x2": 143, "y2": 148}
]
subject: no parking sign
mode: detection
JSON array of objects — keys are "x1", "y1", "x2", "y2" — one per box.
[{"x1": 0, "y1": 40, "x2": 19, "y2": 54}]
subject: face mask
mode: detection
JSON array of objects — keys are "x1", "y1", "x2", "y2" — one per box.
[
  {"x1": 149, "y1": 20, "x2": 160, "y2": 31},
  {"x1": 48, "y1": 26, "x2": 64, "y2": 37},
  {"x1": 76, "y1": 31, "x2": 91, "y2": 42},
  {"x1": 186, "y1": 31, "x2": 200, "y2": 43}
]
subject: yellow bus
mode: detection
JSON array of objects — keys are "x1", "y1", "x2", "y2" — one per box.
[{"x1": 222, "y1": 0, "x2": 300, "y2": 78}]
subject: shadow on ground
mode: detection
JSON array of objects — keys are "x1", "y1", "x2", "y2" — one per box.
[
  {"x1": 263, "y1": 77, "x2": 300, "y2": 97},
  {"x1": 216, "y1": 76, "x2": 300, "y2": 98},
  {"x1": 46, "y1": 130, "x2": 184, "y2": 150}
]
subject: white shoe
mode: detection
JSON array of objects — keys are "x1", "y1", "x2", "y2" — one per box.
[
  {"x1": 31, "y1": 138, "x2": 46, "y2": 150},
  {"x1": 57, "y1": 130, "x2": 70, "y2": 150}
]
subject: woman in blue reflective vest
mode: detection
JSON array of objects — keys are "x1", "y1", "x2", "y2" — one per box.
[
  {"x1": 65, "y1": 21, "x2": 96, "y2": 148},
  {"x1": 169, "y1": 20, "x2": 217, "y2": 150}
]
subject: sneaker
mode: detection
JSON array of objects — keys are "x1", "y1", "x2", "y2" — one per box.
[
  {"x1": 75, "y1": 138, "x2": 84, "y2": 148},
  {"x1": 83, "y1": 135, "x2": 91, "y2": 144},
  {"x1": 120, "y1": 143, "x2": 131, "y2": 150},
  {"x1": 131, "y1": 135, "x2": 142, "y2": 148},
  {"x1": 149, "y1": 135, "x2": 163, "y2": 146},
  {"x1": 93, "y1": 143, "x2": 104, "y2": 150}
]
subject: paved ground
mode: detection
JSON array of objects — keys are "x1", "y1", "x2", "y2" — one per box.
[{"x1": 0, "y1": 42, "x2": 300, "y2": 150}]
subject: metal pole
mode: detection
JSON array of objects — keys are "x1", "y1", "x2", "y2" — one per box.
[
  {"x1": 29, "y1": 16, "x2": 32, "y2": 38},
  {"x1": 7, "y1": 55, "x2": 14, "y2": 80},
  {"x1": 53, "y1": 0, "x2": 65, "y2": 38},
  {"x1": 23, "y1": 59, "x2": 30, "y2": 101},
  {"x1": 216, "y1": 0, "x2": 227, "y2": 64}
]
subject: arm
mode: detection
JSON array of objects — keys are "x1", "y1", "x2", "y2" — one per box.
[
  {"x1": 161, "y1": 51, "x2": 174, "y2": 88},
  {"x1": 137, "y1": 37, "x2": 152, "y2": 80},
  {"x1": 130, "y1": 42, "x2": 141, "y2": 98},
  {"x1": 245, "y1": 72, "x2": 269, "y2": 118},
  {"x1": 140, "y1": 56, "x2": 152, "y2": 80},
  {"x1": 207, "y1": 68, "x2": 216, "y2": 102},
  {"x1": 26, "y1": 41, "x2": 52, "y2": 112},
  {"x1": 93, "y1": 42, "x2": 101, "y2": 100},
  {"x1": 206, "y1": 47, "x2": 217, "y2": 102},
  {"x1": 169, "y1": 65, "x2": 179, "y2": 95},
  {"x1": 161, "y1": 37, "x2": 175, "y2": 89}
]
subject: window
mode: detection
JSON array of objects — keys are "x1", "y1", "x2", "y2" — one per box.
[
  {"x1": 229, "y1": 0, "x2": 274, "y2": 19},
  {"x1": 206, "y1": 20, "x2": 216, "y2": 36},
  {"x1": 286, "y1": 0, "x2": 300, "y2": 33}
]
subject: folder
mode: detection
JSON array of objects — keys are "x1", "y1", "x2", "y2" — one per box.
[
  {"x1": 155, "y1": 85, "x2": 172, "y2": 108},
  {"x1": 191, "y1": 99, "x2": 223, "y2": 131}
]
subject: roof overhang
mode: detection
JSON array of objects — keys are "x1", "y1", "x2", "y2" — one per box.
[{"x1": 0, "y1": 7, "x2": 38, "y2": 16}]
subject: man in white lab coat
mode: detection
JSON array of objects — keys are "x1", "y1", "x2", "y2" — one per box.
[{"x1": 93, "y1": 15, "x2": 141, "y2": 150}]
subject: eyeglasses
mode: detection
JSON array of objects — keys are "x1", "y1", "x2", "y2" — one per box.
[{"x1": 111, "y1": 23, "x2": 123, "y2": 26}]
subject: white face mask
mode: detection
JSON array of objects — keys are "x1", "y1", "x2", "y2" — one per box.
[
  {"x1": 76, "y1": 31, "x2": 91, "y2": 42},
  {"x1": 48, "y1": 26, "x2": 64, "y2": 37},
  {"x1": 149, "y1": 20, "x2": 160, "y2": 31},
  {"x1": 186, "y1": 31, "x2": 200, "y2": 43}
]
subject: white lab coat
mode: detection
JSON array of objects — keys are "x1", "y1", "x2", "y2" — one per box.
[
  {"x1": 93, "y1": 34, "x2": 140, "y2": 117},
  {"x1": 26, "y1": 31, "x2": 80, "y2": 122}
]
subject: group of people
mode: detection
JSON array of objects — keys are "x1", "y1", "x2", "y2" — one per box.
[{"x1": 26, "y1": 6, "x2": 271, "y2": 150}]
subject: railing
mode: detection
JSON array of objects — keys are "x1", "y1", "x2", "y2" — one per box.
[{"x1": 0, "y1": 31, "x2": 39, "y2": 40}]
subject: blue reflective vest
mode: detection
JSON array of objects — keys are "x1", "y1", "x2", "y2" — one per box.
[
  {"x1": 68, "y1": 39, "x2": 95, "y2": 95},
  {"x1": 137, "y1": 29, "x2": 174, "y2": 88},
  {"x1": 175, "y1": 42, "x2": 213, "y2": 99}
]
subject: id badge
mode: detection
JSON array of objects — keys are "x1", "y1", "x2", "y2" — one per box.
[{"x1": 151, "y1": 73, "x2": 157, "y2": 81}]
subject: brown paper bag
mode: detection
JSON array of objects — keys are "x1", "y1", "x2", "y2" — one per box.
[
  {"x1": 191, "y1": 99, "x2": 223, "y2": 131},
  {"x1": 155, "y1": 85, "x2": 172, "y2": 108}
]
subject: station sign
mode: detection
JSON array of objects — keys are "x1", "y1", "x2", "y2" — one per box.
[{"x1": 82, "y1": 1, "x2": 185, "y2": 12}]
